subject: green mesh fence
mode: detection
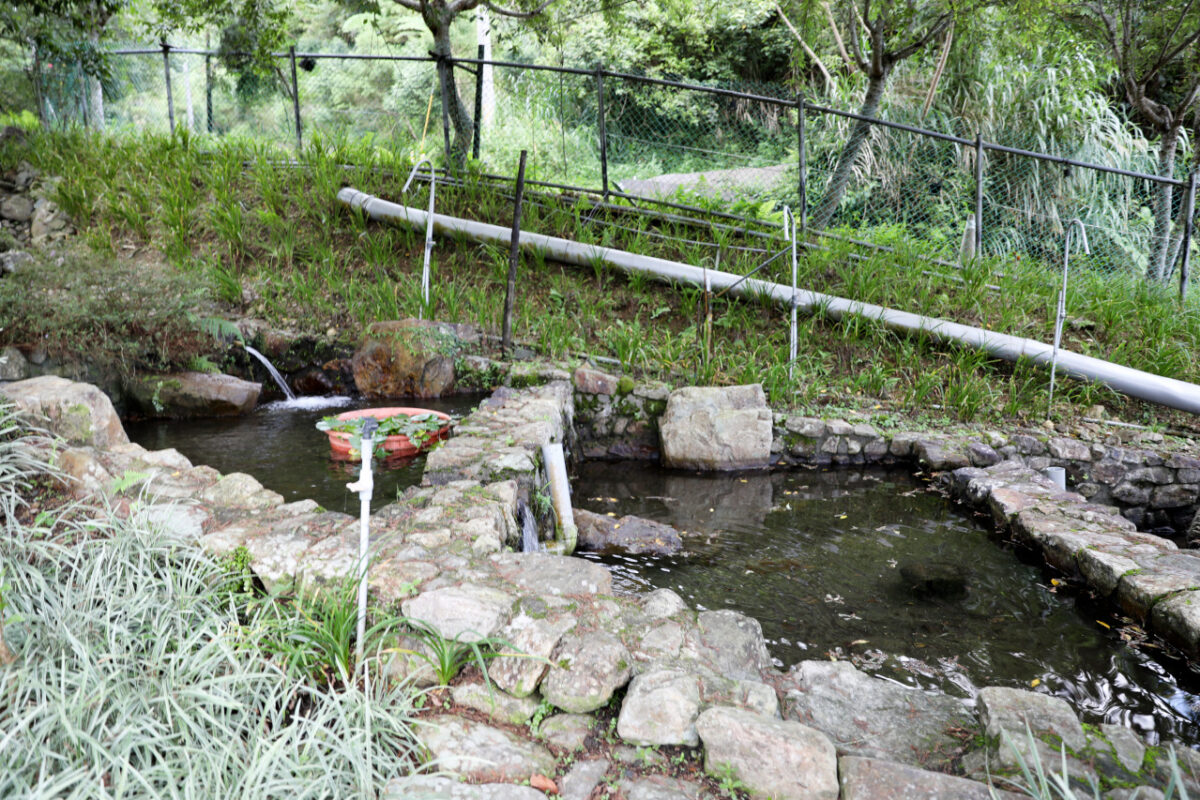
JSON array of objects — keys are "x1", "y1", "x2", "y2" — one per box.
[{"x1": 12, "y1": 43, "x2": 1198, "y2": 284}]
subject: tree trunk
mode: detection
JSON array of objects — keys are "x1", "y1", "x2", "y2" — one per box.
[
  {"x1": 810, "y1": 67, "x2": 890, "y2": 230},
  {"x1": 431, "y1": 24, "x2": 474, "y2": 166},
  {"x1": 1148, "y1": 126, "x2": 1180, "y2": 281}
]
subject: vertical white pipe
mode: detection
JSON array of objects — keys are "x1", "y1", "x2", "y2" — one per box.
[
  {"x1": 540, "y1": 442, "x2": 576, "y2": 554},
  {"x1": 786, "y1": 207, "x2": 797, "y2": 381},
  {"x1": 346, "y1": 426, "x2": 375, "y2": 668}
]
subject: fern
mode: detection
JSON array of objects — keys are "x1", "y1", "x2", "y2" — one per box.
[{"x1": 191, "y1": 315, "x2": 244, "y2": 345}]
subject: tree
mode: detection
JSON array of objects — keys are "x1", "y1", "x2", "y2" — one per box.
[
  {"x1": 804, "y1": 0, "x2": 955, "y2": 230},
  {"x1": 1066, "y1": 1, "x2": 1200, "y2": 281},
  {"x1": 384, "y1": 0, "x2": 559, "y2": 163}
]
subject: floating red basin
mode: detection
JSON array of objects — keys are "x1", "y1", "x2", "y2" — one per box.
[{"x1": 324, "y1": 407, "x2": 452, "y2": 460}]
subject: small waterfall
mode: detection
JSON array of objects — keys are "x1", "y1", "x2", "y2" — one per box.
[
  {"x1": 244, "y1": 345, "x2": 296, "y2": 400},
  {"x1": 517, "y1": 501, "x2": 542, "y2": 553}
]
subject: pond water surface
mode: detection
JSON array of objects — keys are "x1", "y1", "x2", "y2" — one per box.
[
  {"x1": 126, "y1": 395, "x2": 482, "y2": 514},
  {"x1": 573, "y1": 460, "x2": 1200, "y2": 747}
]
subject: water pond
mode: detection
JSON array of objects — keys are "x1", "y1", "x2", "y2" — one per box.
[
  {"x1": 573, "y1": 460, "x2": 1200, "y2": 746},
  {"x1": 126, "y1": 395, "x2": 481, "y2": 514}
]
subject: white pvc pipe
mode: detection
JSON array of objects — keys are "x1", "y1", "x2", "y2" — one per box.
[
  {"x1": 338, "y1": 188, "x2": 1200, "y2": 416},
  {"x1": 540, "y1": 442, "x2": 577, "y2": 554},
  {"x1": 345, "y1": 424, "x2": 376, "y2": 670}
]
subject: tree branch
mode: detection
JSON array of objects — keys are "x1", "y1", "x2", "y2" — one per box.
[
  {"x1": 776, "y1": 2, "x2": 834, "y2": 91},
  {"x1": 390, "y1": 0, "x2": 422, "y2": 12},
  {"x1": 892, "y1": 13, "x2": 951, "y2": 63},
  {"x1": 484, "y1": 0, "x2": 556, "y2": 19},
  {"x1": 822, "y1": 0, "x2": 856, "y2": 73}
]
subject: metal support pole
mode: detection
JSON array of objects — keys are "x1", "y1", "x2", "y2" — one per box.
[
  {"x1": 786, "y1": 208, "x2": 798, "y2": 380},
  {"x1": 595, "y1": 68, "x2": 609, "y2": 198},
  {"x1": 974, "y1": 132, "x2": 984, "y2": 255},
  {"x1": 289, "y1": 46, "x2": 302, "y2": 151},
  {"x1": 31, "y1": 45, "x2": 47, "y2": 128},
  {"x1": 797, "y1": 94, "x2": 807, "y2": 232},
  {"x1": 503, "y1": 150, "x2": 528, "y2": 352},
  {"x1": 472, "y1": 44, "x2": 484, "y2": 161},
  {"x1": 204, "y1": 35, "x2": 213, "y2": 134},
  {"x1": 1181, "y1": 170, "x2": 1197, "y2": 301},
  {"x1": 161, "y1": 42, "x2": 175, "y2": 133}
]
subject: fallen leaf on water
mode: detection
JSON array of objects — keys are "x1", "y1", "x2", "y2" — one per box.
[
  {"x1": 836, "y1": 514, "x2": 848, "y2": 519},
  {"x1": 606, "y1": 512, "x2": 616, "y2": 517},
  {"x1": 849, "y1": 639, "x2": 869, "y2": 646},
  {"x1": 1050, "y1": 578, "x2": 1062, "y2": 586},
  {"x1": 1096, "y1": 620, "x2": 1111, "y2": 629},
  {"x1": 530, "y1": 774, "x2": 557, "y2": 794},
  {"x1": 1030, "y1": 678, "x2": 1041, "y2": 688}
]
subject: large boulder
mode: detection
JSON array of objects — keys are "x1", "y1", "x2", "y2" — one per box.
[
  {"x1": 575, "y1": 508, "x2": 683, "y2": 555},
  {"x1": 659, "y1": 384, "x2": 772, "y2": 471},
  {"x1": 351, "y1": 319, "x2": 463, "y2": 398},
  {"x1": 126, "y1": 372, "x2": 261, "y2": 418},
  {"x1": 1, "y1": 376, "x2": 128, "y2": 448}
]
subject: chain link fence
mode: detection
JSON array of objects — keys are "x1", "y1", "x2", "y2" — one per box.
[{"x1": 8, "y1": 43, "x2": 1198, "y2": 289}]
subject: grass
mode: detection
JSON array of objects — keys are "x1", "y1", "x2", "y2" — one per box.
[
  {"x1": 0, "y1": 418, "x2": 435, "y2": 797},
  {"x1": 3, "y1": 127, "x2": 1199, "y2": 429}
]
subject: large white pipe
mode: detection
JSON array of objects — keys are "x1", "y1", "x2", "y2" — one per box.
[
  {"x1": 540, "y1": 442, "x2": 577, "y2": 554},
  {"x1": 338, "y1": 187, "x2": 1200, "y2": 416}
]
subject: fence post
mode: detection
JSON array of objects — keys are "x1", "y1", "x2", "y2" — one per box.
[
  {"x1": 437, "y1": 55, "x2": 453, "y2": 171},
  {"x1": 1181, "y1": 170, "x2": 1198, "y2": 301},
  {"x1": 30, "y1": 45, "x2": 46, "y2": 128},
  {"x1": 204, "y1": 35, "x2": 213, "y2": 133},
  {"x1": 288, "y1": 46, "x2": 302, "y2": 150},
  {"x1": 595, "y1": 68, "x2": 609, "y2": 198},
  {"x1": 161, "y1": 42, "x2": 175, "y2": 133},
  {"x1": 503, "y1": 150, "x2": 528, "y2": 353},
  {"x1": 472, "y1": 44, "x2": 484, "y2": 161},
  {"x1": 797, "y1": 93, "x2": 807, "y2": 233},
  {"x1": 974, "y1": 132, "x2": 984, "y2": 256}
]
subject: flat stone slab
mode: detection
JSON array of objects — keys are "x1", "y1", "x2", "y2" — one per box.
[
  {"x1": 385, "y1": 775, "x2": 548, "y2": 800},
  {"x1": 415, "y1": 715, "x2": 556, "y2": 783},
  {"x1": 618, "y1": 774, "x2": 714, "y2": 800},
  {"x1": 696, "y1": 706, "x2": 838, "y2": 800},
  {"x1": 488, "y1": 608, "x2": 576, "y2": 698},
  {"x1": 978, "y1": 687, "x2": 1087, "y2": 765},
  {"x1": 542, "y1": 631, "x2": 632, "y2": 713},
  {"x1": 450, "y1": 681, "x2": 541, "y2": 726},
  {"x1": 575, "y1": 508, "x2": 683, "y2": 555},
  {"x1": 402, "y1": 585, "x2": 515, "y2": 642},
  {"x1": 538, "y1": 713, "x2": 594, "y2": 751},
  {"x1": 560, "y1": 759, "x2": 611, "y2": 800},
  {"x1": 680, "y1": 609, "x2": 772, "y2": 682},
  {"x1": 839, "y1": 756, "x2": 1020, "y2": 799},
  {"x1": 492, "y1": 553, "x2": 613, "y2": 596},
  {"x1": 783, "y1": 660, "x2": 973, "y2": 766},
  {"x1": 617, "y1": 667, "x2": 702, "y2": 746}
]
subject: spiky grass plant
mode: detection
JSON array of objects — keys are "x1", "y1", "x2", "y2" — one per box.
[{"x1": 0, "y1": 437, "x2": 427, "y2": 797}]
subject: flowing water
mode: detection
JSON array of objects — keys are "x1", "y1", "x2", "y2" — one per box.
[
  {"x1": 573, "y1": 461, "x2": 1200, "y2": 746},
  {"x1": 126, "y1": 395, "x2": 482, "y2": 514},
  {"x1": 243, "y1": 345, "x2": 296, "y2": 400}
]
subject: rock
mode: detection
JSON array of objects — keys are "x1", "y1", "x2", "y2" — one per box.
[
  {"x1": 351, "y1": 319, "x2": 461, "y2": 398},
  {"x1": 402, "y1": 585, "x2": 515, "y2": 643},
  {"x1": 560, "y1": 759, "x2": 611, "y2": 800},
  {"x1": 492, "y1": 552, "x2": 612, "y2": 596},
  {"x1": 641, "y1": 588, "x2": 689, "y2": 620},
  {"x1": 1, "y1": 193, "x2": 33, "y2": 222},
  {"x1": 838, "y1": 756, "x2": 1018, "y2": 800},
  {"x1": 782, "y1": 661, "x2": 973, "y2": 766},
  {"x1": 1, "y1": 376, "x2": 128, "y2": 448},
  {"x1": 30, "y1": 199, "x2": 69, "y2": 245},
  {"x1": 574, "y1": 366, "x2": 620, "y2": 395},
  {"x1": 538, "y1": 713, "x2": 594, "y2": 751},
  {"x1": 680, "y1": 609, "x2": 771, "y2": 682},
  {"x1": 542, "y1": 631, "x2": 632, "y2": 713},
  {"x1": 488, "y1": 610, "x2": 576, "y2": 697},
  {"x1": 388, "y1": 773, "x2": 548, "y2": 799},
  {"x1": 198, "y1": 472, "x2": 283, "y2": 510},
  {"x1": 450, "y1": 681, "x2": 541, "y2": 725},
  {"x1": 978, "y1": 687, "x2": 1088, "y2": 768},
  {"x1": 575, "y1": 508, "x2": 683, "y2": 555},
  {"x1": 660, "y1": 384, "x2": 772, "y2": 471},
  {"x1": 967, "y1": 441, "x2": 1001, "y2": 467},
  {"x1": 1098, "y1": 723, "x2": 1146, "y2": 774},
  {"x1": 0, "y1": 249, "x2": 33, "y2": 274},
  {"x1": 126, "y1": 372, "x2": 261, "y2": 418},
  {"x1": 696, "y1": 706, "x2": 838, "y2": 800},
  {"x1": 0, "y1": 346, "x2": 28, "y2": 380},
  {"x1": 415, "y1": 715, "x2": 556, "y2": 783},
  {"x1": 914, "y1": 438, "x2": 971, "y2": 471},
  {"x1": 898, "y1": 560, "x2": 969, "y2": 599},
  {"x1": 1048, "y1": 437, "x2": 1092, "y2": 461},
  {"x1": 618, "y1": 775, "x2": 712, "y2": 800},
  {"x1": 617, "y1": 668, "x2": 703, "y2": 746}
]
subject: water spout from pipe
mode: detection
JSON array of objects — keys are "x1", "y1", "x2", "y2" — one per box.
[{"x1": 243, "y1": 344, "x2": 296, "y2": 400}]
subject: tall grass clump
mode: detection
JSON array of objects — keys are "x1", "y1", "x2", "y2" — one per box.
[{"x1": 0, "y1": 436, "x2": 425, "y2": 797}]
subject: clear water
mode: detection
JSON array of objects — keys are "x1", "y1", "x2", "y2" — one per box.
[
  {"x1": 573, "y1": 461, "x2": 1200, "y2": 746},
  {"x1": 126, "y1": 395, "x2": 482, "y2": 514}
]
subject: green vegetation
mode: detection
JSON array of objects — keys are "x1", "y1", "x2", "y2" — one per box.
[{"x1": 4, "y1": 128, "x2": 1200, "y2": 428}]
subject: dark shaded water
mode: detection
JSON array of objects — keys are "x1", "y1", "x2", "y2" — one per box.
[
  {"x1": 573, "y1": 461, "x2": 1200, "y2": 746},
  {"x1": 126, "y1": 395, "x2": 481, "y2": 514}
]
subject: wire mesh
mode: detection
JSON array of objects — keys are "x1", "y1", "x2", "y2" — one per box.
[{"x1": 6, "y1": 43, "x2": 1197, "y2": 287}]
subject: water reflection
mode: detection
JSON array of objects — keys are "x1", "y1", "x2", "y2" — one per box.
[{"x1": 573, "y1": 461, "x2": 1200, "y2": 746}]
